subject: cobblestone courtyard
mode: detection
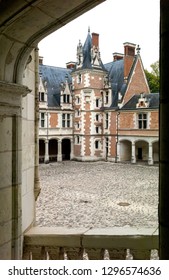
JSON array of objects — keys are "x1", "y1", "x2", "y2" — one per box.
[{"x1": 36, "y1": 161, "x2": 158, "y2": 229}]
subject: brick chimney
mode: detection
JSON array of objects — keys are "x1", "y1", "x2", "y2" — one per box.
[
  {"x1": 123, "y1": 42, "x2": 136, "y2": 80},
  {"x1": 113, "y1": 52, "x2": 124, "y2": 61},
  {"x1": 92, "y1": 33, "x2": 99, "y2": 47}
]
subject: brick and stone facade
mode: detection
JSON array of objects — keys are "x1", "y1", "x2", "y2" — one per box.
[{"x1": 39, "y1": 30, "x2": 159, "y2": 165}]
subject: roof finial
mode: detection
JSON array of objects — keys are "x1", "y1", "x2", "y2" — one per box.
[
  {"x1": 136, "y1": 45, "x2": 141, "y2": 54},
  {"x1": 88, "y1": 26, "x2": 90, "y2": 33}
]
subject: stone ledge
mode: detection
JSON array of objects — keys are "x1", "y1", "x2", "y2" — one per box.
[{"x1": 24, "y1": 226, "x2": 159, "y2": 249}]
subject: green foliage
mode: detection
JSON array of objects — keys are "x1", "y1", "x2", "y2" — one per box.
[{"x1": 145, "y1": 61, "x2": 159, "y2": 93}]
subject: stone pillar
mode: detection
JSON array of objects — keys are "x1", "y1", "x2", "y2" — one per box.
[
  {"x1": 116, "y1": 142, "x2": 120, "y2": 162},
  {"x1": 131, "y1": 142, "x2": 136, "y2": 163},
  {"x1": 148, "y1": 142, "x2": 153, "y2": 165},
  {"x1": 34, "y1": 47, "x2": 41, "y2": 200},
  {"x1": 159, "y1": 0, "x2": 169, "y2": 259},
  {"x1": 70, "y1": 138, "x2": 74, "y2": 160},
  {"x1": 57, "y1": 139, "x2": 62, "y2": 162},
  {"x1": 44, "y1": 139, "x2": 49, "y2": 163},
  {"x1": 0, "y1": 81, "x2": 30, "y2": 259}
]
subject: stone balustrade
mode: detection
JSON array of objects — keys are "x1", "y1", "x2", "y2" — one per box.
[{"x1": 23, "y1": 226, "x2": 159, "y2": 260}]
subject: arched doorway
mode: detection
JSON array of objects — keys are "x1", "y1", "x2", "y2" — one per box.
[
  {"x1": 62, "y1": 139, "x2": 71, "y2": 160},
  {"x1": 39, "y1": 139, "x2": 45, "y2": 163},
  {"x1": 135, "y1": 140, "x2": 149, "y2": 163},
  {"x1": 49, "y1": 139, "x2": 58, "y2": 162},
  {"x1": 119, "y1": 140, "x2": 132, "y2": 162}
]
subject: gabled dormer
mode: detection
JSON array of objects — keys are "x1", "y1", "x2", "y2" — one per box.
[
  {"x1": 60, "y1": 74, "x2": 73, "y2": 110},
  {"x1": 39, "y1": 72, "x2": 47, "y2": 109},
  {"x1": 136, "y1": 93, "x2": 150, "y2": 108}
]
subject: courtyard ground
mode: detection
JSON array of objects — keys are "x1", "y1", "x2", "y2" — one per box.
[{"x1": 36, "y1": 161, "x2": 158, "y2": 229}]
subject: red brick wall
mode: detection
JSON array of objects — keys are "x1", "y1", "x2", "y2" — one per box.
[
  {"x1": 150, "y1": 111, "x2": 159, "y2": 129},
  {"x1": 84, "y1": 136, "x2": 91, "y2": 156},
  {"x1": 50, "y1": 112, "x2": 58, "y2": 127},
  {"x1": 109, "y1": 136, "x2": 116, "y2": 157},
  {"x1": 119, "y1": 112, "x2": 134, "y2": 129},
  {"x1": 92, "y1": 33, "x2": 99, "y2": 47},
  {"x1": 123, "y1": 58, "x2": 150, "y2": 105},
  {"x1": 124, "y1": 56, "x2": 134, "y2": 79}
]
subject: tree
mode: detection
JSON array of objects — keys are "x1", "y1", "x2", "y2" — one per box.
[{"x1": 145, "y1": 61, "x2": 159, "y2": 93}]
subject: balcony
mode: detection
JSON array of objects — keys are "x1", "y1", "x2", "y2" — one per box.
[{"x1": 23, "y1": 226, "x2": 158, "y2": 260}]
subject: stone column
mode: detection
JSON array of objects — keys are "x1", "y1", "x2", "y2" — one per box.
[
  {"x1": 57, "y1": 139, "x2": 62, "y2": 162},
  {"x1": 70, "y1": 138, "x2": 74, "y2": 160},
  {"x1": 44, "y1": 139, "x2": 49, "y2": 163},
  {"x1": 0, "y1": 81, "x2": 30, "y2": 259},
  {"x1": 34, "y1": 47, "x2": 41, "y2": 200},
  {"x1": 131, "y1": 142, "x2": 136, "y2": 163},
  {"x1": 116, "y1": 142, "x2": 120, "y2": 162},
  {"x1": 148, "y1": 142, "x2": 153, "y2": 165}
]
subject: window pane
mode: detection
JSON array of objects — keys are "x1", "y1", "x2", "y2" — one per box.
[
  {"x1": 143, "y1": 120, "x2": 147, "y2": 129},
  {"x1": 139, "y1": 120, "x2": 142, "y2": 129}
]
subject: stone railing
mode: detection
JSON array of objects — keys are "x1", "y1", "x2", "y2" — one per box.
[{"x1": 23, "y1": 226, "x2": 159, "y2": 260}]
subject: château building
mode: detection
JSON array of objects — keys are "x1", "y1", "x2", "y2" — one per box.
[{"x1": 39, "y1": 30, "x2": 159, "y2": 165}]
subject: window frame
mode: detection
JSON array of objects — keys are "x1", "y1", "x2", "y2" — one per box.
[
  {"x1": 138, "y1": 112, "x2": 148, "y2": 129},
  {"x1": 62, "y1": 113, "x2": 71, "y2": 128},
  {"x1": 40, "y1": 112, "x2": 45, "y2": 128}
]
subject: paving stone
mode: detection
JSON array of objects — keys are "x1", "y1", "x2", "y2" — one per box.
[{"x1": 36, "y1": 162, "x2": 158, "y2": 229}]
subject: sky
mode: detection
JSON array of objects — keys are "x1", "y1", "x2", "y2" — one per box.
[{"x1": 38, "y1": 0, "x2": 160, "y2": 71}]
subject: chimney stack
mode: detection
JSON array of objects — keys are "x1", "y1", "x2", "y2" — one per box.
[
  {"x1": 92, "y1": 33, "x2": 99, "y2": 48},
  {"x1": 113, "y1": 52, "x2": 124, "y2": 61},
  {"x1": 123, "y1": 42, "x2": 136, "y2": 80},
  {"x1": 123, "y1": 42, "x2": 136, "y2": 56}
]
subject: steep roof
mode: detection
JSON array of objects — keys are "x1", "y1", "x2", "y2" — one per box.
[
  {"x1": 121, "y1": 93, "x2": 159, "y2": 110},
  {"x1": 82, "y1": 32, "x2": 92, "y2": 69},
  {"x1": 39, "y1": 64, "x2": 71, "y2": 107},
  {"x1": 75, "y1": 31, "x2": 107, "y2": 71},
  {"x1": 104, "y1": 59, "x2": 127, "y2": 107}
]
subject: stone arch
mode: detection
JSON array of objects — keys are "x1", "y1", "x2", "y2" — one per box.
[
  {"x1": 119, "y1": 139, "x2": 132, "y2": 162},
  {"x1": 0, "y1": 1, "x2": 104, "y2": 83},
  {"x1": 62, "y1": 138, "x2": 71, "y2": 160},
  {"x1": 135, "y1": 140, "x2": 149, "y2": 163},
  {"x1": 39, "y1": 139, "x2": 45, "y2": 163},
  {"x1": 49, "y1": 139, "x2": 58, "y2": 162},
  {"x1": 0, "y1": 0, "x2": 104, "y2": 259}
]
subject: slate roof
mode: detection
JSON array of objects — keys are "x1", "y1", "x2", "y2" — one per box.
[
  {"x1": 78, "y1": 31, "x2": 107, "y2": 71},
  {"x1": 121, "y1": 93, "x2": 159, "y2": 110},
  {"x1": 104, "y1": 59, "x2": 127, "y2": 108},
  {"x1": 39, "y1": 64, "x2": 71, "y2": 107}
]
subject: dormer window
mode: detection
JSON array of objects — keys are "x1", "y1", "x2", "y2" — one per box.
[
  {"x1": 136, "y1": 93, "x2": 149, "y2": 108},
  {"x1": 63, "y1": 93, "x2": 70, "y2": 103},
  {"x1": 39, "y1": 92, "x2": 45, "y2": 102}
]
